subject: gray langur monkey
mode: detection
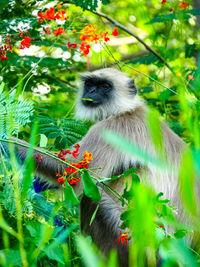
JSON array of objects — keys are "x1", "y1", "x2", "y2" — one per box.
[{"x1": 1, "y1": 68, "x2": 196, "y2": 267}]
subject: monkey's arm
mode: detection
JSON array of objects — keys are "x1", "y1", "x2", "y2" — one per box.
[
  {"x1": 80, "y1": 190, "x2": 129, "y2": 267},
  {"x1": 0, "y1": 138, "x2": 67, "y2": 186}
]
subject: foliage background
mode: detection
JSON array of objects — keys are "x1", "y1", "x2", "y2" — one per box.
[{"x1": 0, "y1": 0, "x2": 200, "y2": 266}]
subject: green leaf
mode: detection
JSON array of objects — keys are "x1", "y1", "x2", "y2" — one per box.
[
  {"x1": 72, "y1": 0, "x2": 98, "y2": 11},
  {"x1": 103, "y1": 167, "x2": 138, "y2": 182},
  {"x1": 76, "y1": 236, "x2": 102, "y2": 267},
  {"x1": 179, "y1": 150, "x2": 197, "y2": 216},
  {"x1": 102, "y1": 0, "x2": 110, "y2": 4},
  {"x1": 0, "y1": 250, "x2": 22, "y2": 266},
  {"x1": 39, "y1": 134, "x2": 48, "y2": 148},
  {"x1": 42, "y1": 244, "x2": 64, "y2": 264},
  {"x1": 81, "y1": 169, "x2": 101, "y2": 201},
  {"x1": 26, "y1": 221, "x2": 41, "y2": 238},
  {"x1": 0, "y1": 82, "x2": 5, "y2": 94},
  {"x1": 174, "y1": 229, "x2": 187, "y2": 239},
  {"x1": 64, "y1": 182, "x2": 79, "y2": 205},
  {"x1": 22, "y1": 120, "x2": 38, "y2": 199}
]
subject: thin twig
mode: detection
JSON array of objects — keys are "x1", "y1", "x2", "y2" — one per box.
[{"x1": 92, "y1": 10, "x2": 172, "y2": 71}]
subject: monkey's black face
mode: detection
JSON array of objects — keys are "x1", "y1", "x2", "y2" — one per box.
[{"x1": 81, "y1": 77, "x2": 113, "y2": 107}]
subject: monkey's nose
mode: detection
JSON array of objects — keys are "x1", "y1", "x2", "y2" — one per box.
[{"x1": 88, "y1": 86, "x2": 97, "y2": 94}]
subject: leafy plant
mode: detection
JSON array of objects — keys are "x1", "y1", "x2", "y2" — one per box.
[{"x1": 0, "y1": 85, "x2": 34, "y2": 137}]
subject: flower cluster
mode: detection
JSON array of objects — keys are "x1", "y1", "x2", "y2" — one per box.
[
  {"x1": 1, "y1": 4, "x2": 120, "y2": 60},
  {"x1": 79, "y1": 24, "x2": 119, "y2": 55},
  {"x1": 115, "y1": 230, "x2": 130, "y2": 246},
  {"x1": 161, "y1": 0, "x2": 190, "y2": 10},
  {"x1": 38, "y1": 7, "x2": 69, "y2": 23},
  {"x1": 55, "y1": 144, "x2": 93, "y2": 186}
]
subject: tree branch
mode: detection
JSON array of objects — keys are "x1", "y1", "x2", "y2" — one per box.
[{"x1": 92, "y1": 10, "x2": 172, "y2": 71}]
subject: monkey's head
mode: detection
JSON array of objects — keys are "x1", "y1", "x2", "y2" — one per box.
[{"x1": 76, "y1": 68, "x2": 142, "y2": 121}]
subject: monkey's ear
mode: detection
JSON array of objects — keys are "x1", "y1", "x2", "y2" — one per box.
[{"x1": 128, "y1": 79, "x2": 137, "y2": 95}]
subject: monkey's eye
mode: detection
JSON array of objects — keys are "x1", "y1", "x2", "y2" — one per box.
[{"x1": 102, "y1": 84, "x2": 110, "y2": 90}]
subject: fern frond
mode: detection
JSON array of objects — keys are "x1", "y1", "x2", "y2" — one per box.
[{"x1": 0, "y1": 91, "x2": 34, "y2": 137}]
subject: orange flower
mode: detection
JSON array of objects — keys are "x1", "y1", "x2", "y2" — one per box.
[
  {"x1": 179, "y1": 1, "x2": 189, "y2": 9},
  {"x1": 83, "y1": 150, "x2": 93, "y2": 163},
  {"x1": 57, "y1": 3, "x2": 62, "y2": 8},
  {"x1": 72, "y1": 29, "x2": 77, "y2": 33},
  {"x1": 80, "y1": 24, "x2": 99, "y2": 43},
  {"x1": 188, "y1": 75, "x2": 194, "y2": 81},
  {"x1": 112, "y1": 28, "x2": 119, "y2": 37},
  {"x1": 53, "y1": 27, "x2": 65, "y2": 37}
]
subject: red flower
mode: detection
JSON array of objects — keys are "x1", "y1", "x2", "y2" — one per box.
[
  {"x1": 161, "y1": 0, "x2": 167, "y2": 4},
  {"x1": 80, "y1": 42, "x2": 90, "y2": 55},
  {"x1": 20, "y1": 37, "x2": 31, "y2": 49},
  {"x1": 38, "y1": 12, "x2": 46, "y2": 23},
  {"x1": 55, "y1": 9, "x2": 68, "y2": 20},
  {"x1": 115, "y1": 231, "x2": 129, "y2": 246},
  {"x1": 67, "y1": 41, "x2": 78, "y2": 49},
  {"x1": 179, "y1": 1, "x2": 189, "y2": 9},
  {"x1": 46, "y1": 7, "x2": 55, "y2": 20},
  {"x1": 57, "y1": 176, "x2": 66, "y2": 184},
  {"x1": 0, "y1": 54, "x2": 8, "y2": 60},
  {"x1": 72, "y1": 143, "x2": 80, "y2": 158},
  {"x1": 74, "y1": 144, "x2": 80, "y2": 149},
  {"x1": 68, "y1": 177, "x2": 81, "y2": 185},
  {"x1": 100, "y1": 31, "x2": 110, "y2": 42},
  {"x1": 53, "y1": 27, "x2": 65, "y2": 37},
  {"x1": 72, "y1": 151, "x2": 79, "y2": 158},
  {"x1": 112, "y1": 28, "x2": 119, "y2": 37}
]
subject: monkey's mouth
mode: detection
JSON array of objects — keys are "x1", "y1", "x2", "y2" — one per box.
[{"x1": 82, "y1": 98, "x2": 102, "y2": 107}]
